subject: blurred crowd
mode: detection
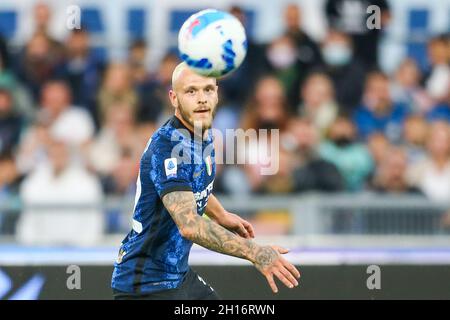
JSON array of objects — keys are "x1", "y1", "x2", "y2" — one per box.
[{"x1": 0, "y1": 1, "x2": 449, "y2": 242}]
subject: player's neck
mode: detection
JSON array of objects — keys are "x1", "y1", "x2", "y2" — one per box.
[{"x1": 174, "y1": 114, "x2": 208, "y2": 140}]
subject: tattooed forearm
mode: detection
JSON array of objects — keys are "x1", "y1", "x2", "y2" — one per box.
[
  {"x1": 162, "y1": 191, "x2": 277, "y2": 268},
  {"x1": 204, "y1": 194, "x2": 226, "y2": 222}
]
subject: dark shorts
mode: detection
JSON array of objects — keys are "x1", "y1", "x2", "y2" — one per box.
[{"x1": 113, "y1": 269, "x2": 221, "y2": 300}]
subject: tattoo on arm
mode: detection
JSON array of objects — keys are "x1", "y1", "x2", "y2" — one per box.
[{"x1": 162, "y1": 191, "x2": 277, "y2": 268}]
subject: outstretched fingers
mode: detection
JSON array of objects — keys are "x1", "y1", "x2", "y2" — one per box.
[
  {"x1": 265, "y1": 273, "x2": 278, "y2": 293},
  {"x1": 283, "y1": 259, "x2": 301, "y2": 279},
  {"x1": 273, "y1": 270, "x2": 295, "y2": 289},
  {"x1": 279, "y1": 265, "x2": 299, "y2": 287}
]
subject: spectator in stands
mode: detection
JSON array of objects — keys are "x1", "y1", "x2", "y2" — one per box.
[
  {"x1": 353, "y1": 71, "x2": 410, "y2": 142},
  {"x1": 281, "y1": 3, "x2": 322, "y2": 107},
  {"x1": 215, "y1": 6, "x2": 261, "y2": 134},
  {"x1": 0, "y1": 54, "x2": 34, "y2": 120},
  {"x1": 283, "y1": 118, "x2": 344, "y2": 192},
  {"x1": 222, "y1": 5, "x2": 266, "y2": 107},
  {"x1": 56, "y1": 29, "x2": 103, "y2": 123},
  {"x1": 97, "y1": 63, "x2": 138, "y2": 123},
  {"x1": 425, "y1": 35, "x2": 450, "y2": 105},
  {"x1": 402, "y1": 115, "x2": 428, "y2": 165},
  {"x1": 325, "y1": 0, "x2": 391, "y2": 69},
  {"x1": 255, "y1": 147, "x2": 297, "y2": 194},
  {"x1": 17, "y1": 138, "x2": 104, "y2": 246},
  {"x1": 241, "y1": 76, "x2": 290, "y2": 132},
  {"x1": 101, "y1": 146, "x2": 139, "y2": 232},
  {"x1": 390, "y1": 58, "x2": 434, "y2": 114},
  {"x1": 17, "y1": 81, "x2": 94, "y2": 173},
  {"x1": 15, "y1": 112, "x2": 52, "y2": 174},
  {"x1": 319, "y1": 29, "x2": 367, "y2": 112},
  {"x1": 371, "y1": 146, "x2": 421, "y2": 194},
  {"x1": 22, "y1": 1, "x2": 68, "y2": 42},
  {"x1": 424, "y1": 36, "x2": 450, "y2": 123},
  {"x1": 0, "y1": 152, "x2": 21, "y2": 195},
  {"x1": 319, "y1": 116, "x2": 373, "y2": 191},
  {"x1": 367, "y1": 132, "x2": 390, "y2": 168},
  {"x1": 264, "y1": 34, "x2": 302, "y2": 111},
  {"x1": 0, "y1": 151, "x2": 23, "y2": 234},
  {"x1": 0, "y1": 34, "x2": 10, "y2": 70},
  {"x1": 283, "y1": 3, "x2": 322, "y2": 67},
  {"x1": 15, "y1": 33, "x2": 63, "y2": 99},
  {"x1": 0, "y1": 89, "x2": 23, "y2": 154},
  {"x1": 87, "y1": 102, "x2": 140, "y2": 178},
  {"x1": 240, "y1": 76, "x2": 290, "y2": 192},
  {"x1": 407, "y1": 121, "x2": 450, "y2": 202},
  {"x1": 31, "y1": 2, "x2": 52, "y2": 36},
  {"x1": 128, "y1": 39, "x2": 150, "y2": 87},
  {"x1": 135, "y1": 52, "x2": 178, "y2": 124},
  {"x1": 102, "y1": 147, "x2": 138, "y2": 196},
  {"x1": 231, "y1": 117, "x2": 340, "y2": 195},
  {"x1": 39, "y1": 80, "x2": 95, "y2": 146},
  {"x1": 298, "y1": 72, "x2": 338, "y2": 136}
]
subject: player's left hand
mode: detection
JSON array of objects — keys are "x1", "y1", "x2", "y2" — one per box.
[{"x1": 217, "y1": 212, "x2": 255, "y2": 239}]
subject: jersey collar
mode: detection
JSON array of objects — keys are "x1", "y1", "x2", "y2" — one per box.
[{"x1": 169, "y1": 115, "x2": 212, "y2": 143}]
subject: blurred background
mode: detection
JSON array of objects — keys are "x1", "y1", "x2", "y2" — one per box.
[{"x1": 0, "y1": 0, "x2": 449, "y2": 299}]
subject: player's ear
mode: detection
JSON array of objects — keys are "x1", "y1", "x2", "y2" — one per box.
[
  {"x1": 169, "y1": 89, "x2": 178, "y2": 108},
  {"x1": 214, "y1": 85, "x2": 219, "y2": 104}
]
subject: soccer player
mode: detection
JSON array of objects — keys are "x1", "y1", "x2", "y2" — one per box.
[{"x1": 111, "y1": 63, "x2": 300, "y2": 300}]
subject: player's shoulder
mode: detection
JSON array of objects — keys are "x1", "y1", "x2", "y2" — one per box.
[{"x1": 145, "y1": 118, "x2": 182, "y2": 154}]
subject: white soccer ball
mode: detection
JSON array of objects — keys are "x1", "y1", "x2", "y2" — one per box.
[{"x1": 178, "y1": 9, "x2": 247, "y2": 78}]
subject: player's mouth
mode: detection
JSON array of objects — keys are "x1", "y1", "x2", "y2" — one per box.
[{"x1": 194, "y1": 108, "x2": 210, "y2": 114}]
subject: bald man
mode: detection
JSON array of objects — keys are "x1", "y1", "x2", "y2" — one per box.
[{"x1": 111, "y1": 63, "x2": 300, "y2": 300}]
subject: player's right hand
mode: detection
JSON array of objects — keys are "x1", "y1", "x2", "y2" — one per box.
[{"x1": 254, "y1": 245, "x2": 300, "y2": 293}]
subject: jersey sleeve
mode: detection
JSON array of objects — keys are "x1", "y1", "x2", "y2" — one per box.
[{"x1": 149, "y1": 136, "x2": 193, "y2": 199}]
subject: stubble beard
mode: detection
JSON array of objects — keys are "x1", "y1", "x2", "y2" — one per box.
[{"x1": 178, "y1": 100, "x2": 216, "y2": 131}]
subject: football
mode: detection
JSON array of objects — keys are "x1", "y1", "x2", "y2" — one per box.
[{"x1": 178, "y1": 9, "x2": 248, "y2": 78}]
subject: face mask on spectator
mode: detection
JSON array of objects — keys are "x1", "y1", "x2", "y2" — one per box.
[
  {"x1": 322, "y1": 43, "x2": 352, "y2": 67},
  {"x1": 259, "y1": 120, "x2": 280, "y2": 130},
  {"x1": 267, "y1": 45, "x2": 297, "y2": 69},
  {"x1": 332, "y1": 136, "x2": 353, "y2": 147}
]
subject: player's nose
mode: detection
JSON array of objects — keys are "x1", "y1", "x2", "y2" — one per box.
[{"x1": 196, "y1": 90, "x2": 208, "y2": 103}]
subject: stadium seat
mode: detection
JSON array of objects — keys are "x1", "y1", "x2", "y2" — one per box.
[
  {"x1": 408, "y1": 8, "x2": 429, "y2": 31},
  {"x1": 407, "y1": 8, "x2": 430, "y2": 70},
  {"x1": 241, "y1": 9, "x2": 255, "y2": 38},
  {"x1": 127, "y1": 8, "x2": 147, "y2": 40},
  {"x1": 0, "y1": 10, "x2": 17, "y2": 39},
  {"x1": 170, "y1": 10, "x2": 199, "y2": 34},
  {"x1": 80, "y1": 7, "x2": 104, "y2": 34},
  {"x1": 91, "y1": 46, "x2": 108, "y2": 63}
]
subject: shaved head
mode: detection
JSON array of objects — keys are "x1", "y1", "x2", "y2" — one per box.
[
  {"x1": 171, "y1": 62, "x2": 217, "y2": 90},
  {"x1": 171, "y1": 62, "x2": 189, "y2": 90},
  {"x1": 169, "y1": 62, "x2": 218, "y2": 131}
]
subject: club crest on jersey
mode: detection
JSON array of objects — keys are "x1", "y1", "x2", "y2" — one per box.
[
  {"x1": 164, "y1": 158, "x2": 177, "y2": 178},
  {"x1": 205, "y1": 156, "x2": 212, "y2": 176}
]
